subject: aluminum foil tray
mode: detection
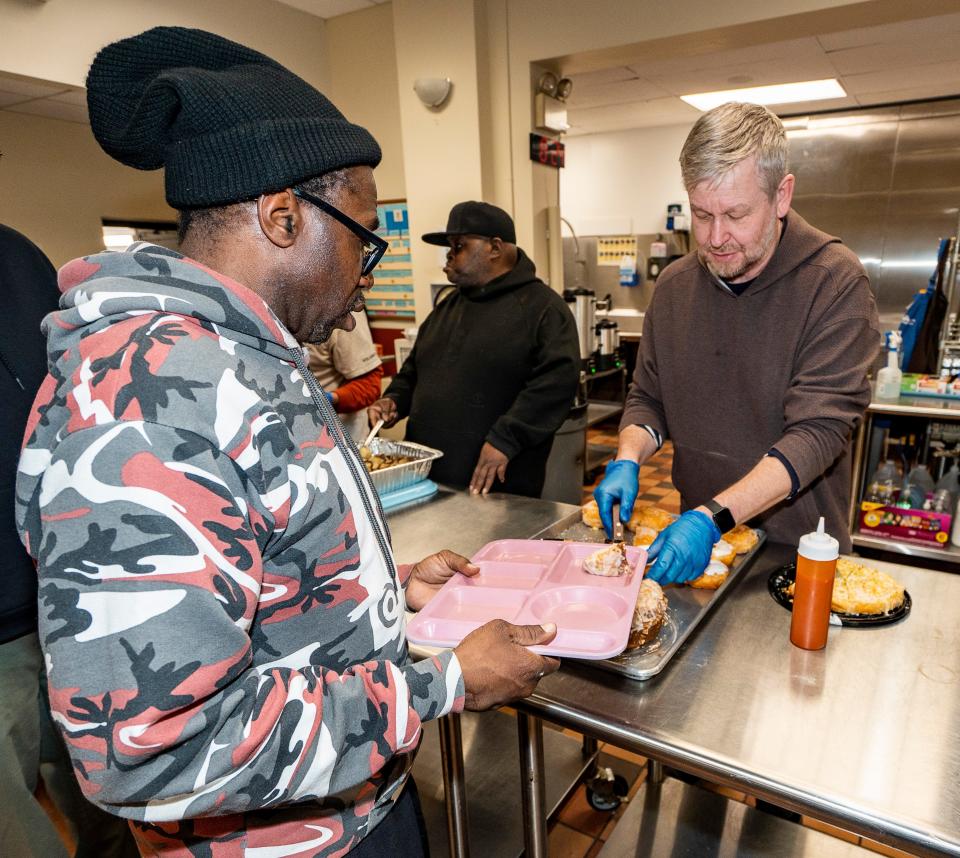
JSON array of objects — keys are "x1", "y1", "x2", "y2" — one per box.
[
  {"x1": 361, "y1": 437, "x2": 443, "y2": 495},
  {"x1": 531, "y1": 511, "x2": 766, "y2": 680}
]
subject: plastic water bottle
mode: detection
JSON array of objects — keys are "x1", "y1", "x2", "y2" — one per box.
[
  {"x1": 876, "y1": 331, "x2": 902, "y2": 400},
  {"x1": 900, "y1": 463, "x2": 935, "y2": 510},
  {"x1": 933, "y1": 463, "x2": 960, "y2": 513},
  {"x1": 864, "y1": 460, "x2": 899, "y2": 504},
  {"x1": 951, "y1": 495, "x2": 960, "y2": 548}
]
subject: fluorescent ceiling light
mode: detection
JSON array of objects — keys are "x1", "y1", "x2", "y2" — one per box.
[
  {"x1": 680, "y1": 79, "x2": 846, "y2": 112},
  {"x1": 102, "y1": 226, "x2": 136, "y2": 251}
]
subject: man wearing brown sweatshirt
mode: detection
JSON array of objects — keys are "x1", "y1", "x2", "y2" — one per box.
[{"x1": 595, "y1": 102, "x2": 879, "y2": 583}]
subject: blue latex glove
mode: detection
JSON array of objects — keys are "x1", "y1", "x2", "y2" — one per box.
[
  {"x1": 645, "y1": 510, "x2": 721, "y2": 585},
  {"x1": 323, "y1": 390, "x2": 335, "y2": 403},
  {"x1": 594, "y1": 459, "x2": 640, "y2": 538}
]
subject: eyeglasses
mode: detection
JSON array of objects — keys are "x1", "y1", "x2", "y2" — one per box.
[{"x1": 292, "y1": 187, "x2": 388, "y2": 277}]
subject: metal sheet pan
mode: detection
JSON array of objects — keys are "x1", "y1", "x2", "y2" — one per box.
[{"x1": 531, "y1": 511, "x2": 766, "y2": 680}]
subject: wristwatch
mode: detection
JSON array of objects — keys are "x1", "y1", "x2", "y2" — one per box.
[{"x1": 704, "y1": 499, "x2": 736, "y2": 534}]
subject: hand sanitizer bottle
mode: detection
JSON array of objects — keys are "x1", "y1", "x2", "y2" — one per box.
[{"x1": 876, "y1": 331, "x2": 902, "y2": 400}]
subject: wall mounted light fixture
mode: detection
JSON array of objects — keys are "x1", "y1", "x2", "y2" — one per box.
[{"x1": 414, "y1": 77, "x2": 452, "y2": 108}]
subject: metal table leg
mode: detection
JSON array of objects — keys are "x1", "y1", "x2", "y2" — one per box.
[
  {"x1": 582, "y1": 734, "x2": 599, "y2": 758},
  {"x1": 518, "y1": 713, "x2": 548, "y2": 858},
  {"x1": 438, "y1": 713, "x2": 470, "y2": 858},
  {"x1": 581, "y1": 734, "x2": 601, "y2": 780},
  {"x1": 648, "y1": 759, "x2": 665, "y2": 784}
]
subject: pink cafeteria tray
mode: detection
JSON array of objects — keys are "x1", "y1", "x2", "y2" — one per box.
[{"x1": 405, "y1": 539, "x2": 648, "y2": 659}]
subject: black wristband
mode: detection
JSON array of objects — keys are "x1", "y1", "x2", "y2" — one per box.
[{"x1": 705, "y1": 499, "x2": 735, "y2": 534}]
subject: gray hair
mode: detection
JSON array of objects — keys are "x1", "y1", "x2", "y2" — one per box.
[{"x1": 679, "y1": 102, "x2": 788, "y2": 198}]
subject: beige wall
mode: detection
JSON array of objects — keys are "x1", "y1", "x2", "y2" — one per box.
[
  {"x1": 475, "y1": 0, "x2": 513, "y2": 211},
  {"x1": 0, "y1": 0, "x2": 333, "y2": 267},
  {"x1": 0, "y1": 110, "x2": 173, "y2": 267},
  {"x1": 325, "y1": 3, "x2": 406, "y2": 201},
  {"x1": 0, "y1": 0, "x2": 329, "y2": 89},
  {"x1": 393, "y1": 0, "x2": 486, "y2": 318}
]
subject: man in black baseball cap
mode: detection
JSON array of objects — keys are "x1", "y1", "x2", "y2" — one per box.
[
  {"x1": 421, "y1": 200, "x2": 517, "y2": 246},
  {"x1": 369, "y1": 201, "x2": 580, "y2": 497}
]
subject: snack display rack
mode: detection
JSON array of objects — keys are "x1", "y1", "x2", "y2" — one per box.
[{"x1": 849, "y1": 387, "x2": 960, "y2": 566}]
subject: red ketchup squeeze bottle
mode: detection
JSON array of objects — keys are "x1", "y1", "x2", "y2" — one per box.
[{"x1": 790, "y1": 517, "x2": 839, "y2": 650}]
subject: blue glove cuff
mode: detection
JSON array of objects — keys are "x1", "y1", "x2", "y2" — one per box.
[
  {"x1": 688, "y1": 508, "x2": 722, "y2": 544},
  {"x1": 605, "y1": 459, "x2": 639, "y2": 477}
]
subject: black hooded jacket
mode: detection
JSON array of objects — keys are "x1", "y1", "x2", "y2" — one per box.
[
  {"x1": 385, "y1": 249, "x2": 580, "y2": 496},
  {"x1": 0, "y1": 225, "x2": 60, "y2": 643}
]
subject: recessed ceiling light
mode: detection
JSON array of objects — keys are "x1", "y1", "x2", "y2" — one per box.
[{"x1": 680, "y1": 78, "x2": 846, "y2": 112}]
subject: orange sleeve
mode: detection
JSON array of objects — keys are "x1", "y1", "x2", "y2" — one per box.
[{"x1": 334, "y1": 364, "x2": 384, "y2": 414}]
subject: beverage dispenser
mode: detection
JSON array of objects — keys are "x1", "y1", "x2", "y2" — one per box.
[
  {"x1": 596, "y1": 318, "x2": 621, "y2": 370},
  {"x1": 567, "y1": 288, "x2": 597, "y2": 364}
]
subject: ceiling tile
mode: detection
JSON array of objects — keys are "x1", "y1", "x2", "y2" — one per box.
[
  {"x1": 566, "y1": 76, "x2": 672, "y2": 109},
  {"x1": 828, "y1": 37, "x2": 960, "y2": 76},
  {"x1": 855, "y1": 81, "x2": 960, "y2": 107},
  {"x1": 0, "y1": 72, "x2": 70, "y2": 98},
  {"x1": 47, "y1": 88, "x2": 87, "y2": 106},
  {"x1": 0, "y1": 92, "x2": 31, "y2": 108},
  {"x1": 817, "y1": 13, "x2": 960, "y2": 52},
  {"x1": 842, "y1": 60, "x2": 960, "y2": 96},
  {"x1": 650, "y1": 57, "x2": 841, "y2": 97},
  {"x1": 627, "y1": 38, "x2": 823, "y2": 79},
  {"x1": 5, "y1": 99, "x2": 89, "y2": 124},
  {"x1": 566, "y1": 97, "x2": 700, "y2": 136},
  {"x1": 569, "y1": 66, "x2": 641, "y2": 88},
  {"x1": 771, "y1": 95, "x2": 858, "y2": 116}
]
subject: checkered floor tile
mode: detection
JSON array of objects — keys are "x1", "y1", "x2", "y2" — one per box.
[{"x1": 582, "y1": 430, "x2": 680, "y2": 514}]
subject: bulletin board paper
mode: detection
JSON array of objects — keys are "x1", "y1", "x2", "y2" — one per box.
[{"x1": 366, "y1": 200, "x2": 416, "y2": 319}]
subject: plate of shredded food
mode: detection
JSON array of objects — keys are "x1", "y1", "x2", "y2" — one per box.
[{"x1": 768, "y1": 557, "x2": 911, "y2": 626}]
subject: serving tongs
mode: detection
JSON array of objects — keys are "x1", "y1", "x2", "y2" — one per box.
[{"x1": 605, "y1": 504, "x2": 633, "y2": 579}]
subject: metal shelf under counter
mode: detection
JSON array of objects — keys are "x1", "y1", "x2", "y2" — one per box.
[
  {"x1": 851, "y1": 531, "x2": 960, "y2": 563},
  {"x1": 848, "y1": 383, "x2": 960, "y2": 567},
  {"x1": 867, "y1": 391, "x2": 960, "y2": 418},
  {"x1": 585, "y1": 401, "x2": 622, "y2": 427}
]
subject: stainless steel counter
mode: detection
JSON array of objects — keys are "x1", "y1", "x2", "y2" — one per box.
[
  {"x1": 387, "y1": 488, "x2": 581, "y2": 858},
  {"x1": 518, "y1": 542, "x2": 960, "y2": 857},
  {"x1": 389, "y1": 491, "x2": 960, "y2": 855},
  {"x1": 387, "y1": 487, "x2": 579, "y2": 563}
]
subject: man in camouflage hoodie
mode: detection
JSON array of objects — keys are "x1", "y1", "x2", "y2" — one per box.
[{"x1": 15, "y1": 27, "x2": 558, "y2": 857}]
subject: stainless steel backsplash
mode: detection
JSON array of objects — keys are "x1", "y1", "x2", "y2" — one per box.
[{"x1": 788, "y1": 98, "x2": 960, "y2": 332}]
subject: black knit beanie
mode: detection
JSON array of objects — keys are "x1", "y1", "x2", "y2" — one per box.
[{"x1": 86, "y1": 27, "x2": 382, "y2": 208}]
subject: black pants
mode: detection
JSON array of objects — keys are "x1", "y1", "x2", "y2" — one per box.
[{"x1": 351, "y1": 779, "x2": 430, "y2": 857}]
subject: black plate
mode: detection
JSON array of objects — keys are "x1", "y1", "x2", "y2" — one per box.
[{"x1": 768, "y1": 563, "x2": 911, "y2": 627}]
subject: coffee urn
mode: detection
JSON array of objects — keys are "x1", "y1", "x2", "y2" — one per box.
[
  {"x1": 567, "y1": 287, "x2": 596, "y2": 363},
  {"x1": 596, "y1": 318, "x2": 621, "y2": 370}
]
